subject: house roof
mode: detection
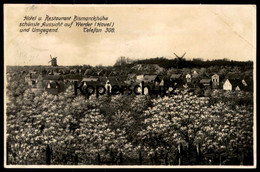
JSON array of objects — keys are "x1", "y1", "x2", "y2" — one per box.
[
  {"x1": 242, "y1": 78, "x2": 253, "y2": 91},
  {"x1": 97, "y1": 69, "x2": 106, "y2": 76},
  {"x1": 26, "y1": 73, "x2": 38, "y2": 79},
  {"x1": 42, "y1": 75, "x2": 63, "y2": 80},
  {"x1": 124, "y1": 80, "x2": 131, "y2": 85},
  {"x1": 82, "y1": 77, "x2": 99, "y2": 82},
  {"x1": 47, "y1": 82, "x2": 59, "y2": 89},
  {"x1": 45, "y1": 81, "x2": 65, "y2": 90},
  {"x1": 29, "y1": 71, "x2": 37, "y2": 74},
  {"x1": 200, "y1": 79, "x2": 211, "y2": 83},
  {"x1": 99, "y1": 77, "x2": 107, "y2": 83},
  {"x1": 192, "y1": 70, "x2": 198, "y2": 74},
  {"x1": 83, "y1": 81, "x2": 100, "y2": 87},
  {"x1": 242, "y1": 78, "x2": 253, "y2": 85},
  {"x1": 186, "y1": 73, "x2": 191, "y2": 77},
  {"x1": 108, "y1": 77, "x2": 120, "y2": 85},
  {"x1": 108, "y1": 71, "x2": 119, "y2": 76},
  {"x1": 160, "y1": 75, "x2": 171, "y2": 81},
  {"x1": 30, "y1": 74, "x2": 39, "y2": 80},
  {"x1": 83, "y1": 69, "x2": 93, "y2": 75},
  {"x1": 99, "y1": 77, "x2": 120, "y2": 85},
  {"x1": 170, "y1": 74, "x2": 181, "y2": 79},
  {"x1": 192, "y1": 73, "x2": 199, "y2": 78},
  {"x1": 143, "y1": 75, "x2": 157, "y2": 81},
  {"x1": 127, "y1": 74, "x2": 136, "y2": 79},
  {"x1": 228, "y1": 79, "x2": 244, "y2": 89},
  {"x1": 116, "y1": 75, "x2": 128, "y2": 82},
  {"x1": 141, "y1": 83, "x2": 161, "y2": 90},
  {"x1": 63, "y1": 74, "x2": 83, "y2": 80}
]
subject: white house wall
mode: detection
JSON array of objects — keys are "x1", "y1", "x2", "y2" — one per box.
[{"x1": 223, "y1": 80, "x2": 232, "y2": 90}]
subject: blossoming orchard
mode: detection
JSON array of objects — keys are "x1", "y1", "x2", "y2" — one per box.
[{"x1": 6, "y1": 72, "x2": 253, "y2": 165}]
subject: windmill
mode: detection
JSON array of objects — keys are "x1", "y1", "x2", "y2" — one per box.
[
  {"x1": 174, "y1": 52, "x2": 186, "y2": 59},
  {"x1": 174, "y1": 52, "x2": 186, "y2": 69},
  {"x1": 48, "y1": 55, "x2": 57, "y2": 66}
]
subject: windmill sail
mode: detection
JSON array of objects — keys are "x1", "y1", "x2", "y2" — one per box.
[
  {"x1": 174, "y1": 52, "x2": 186, "y2": 58},
  {"x1": 48, "y1": 54, "x2": 58, "y2": 66}
]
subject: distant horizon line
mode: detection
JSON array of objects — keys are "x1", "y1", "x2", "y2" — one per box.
[{"x1": 5, "y1": 57, "x2": 254, "y2": 67}]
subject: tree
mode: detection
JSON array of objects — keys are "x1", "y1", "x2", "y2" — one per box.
[
  {"x1": 137, "y1": 91, "x2": 253, "y2": 164},
  {"x1": 201, "y1": 104, "x2": 253, "y2": 165},
  {"x1": 76, "y1": 109, "x2": 134, "y2": 164}
]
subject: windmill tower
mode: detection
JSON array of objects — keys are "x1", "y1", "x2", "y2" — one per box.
[
  {"x1": 48, "y1": 55, "x2": 58, "y2": 66},
  {"x1": 173, "y1": 52, "x2": 186, "y2": 69}
]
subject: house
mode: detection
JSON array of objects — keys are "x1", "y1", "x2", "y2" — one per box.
[
  {"x1": 30, "y1": 74, "x2": 66, "y2": 95},
  {"x1": 53, "y1": 71, "x2": 61, "y2": 75},
  {"x1": 100, "y1": 77, "x2": 120, "y2": 85},
  {"x1": 138, "y1": 75, "x2": 176, "y2": 96},
  {"x1": 97, "y1": 69, "x2": 106, "y2": 76},
  {"x1": 48, "y1": 70, "x2": 54, "y2": 75},
  {"x1": 29, "y1": 70, "x2": 37, "y2": 74},
  {"x1": 41, "y1": 75, "x2": 63, "y2": 82},
  {"x1": 25, "y1": 73, "x2": 31, "y2": 82},
  {"x1": 80, "y1": 77, "x2": 101, "y2": 94},
  {"x1": 160, "y1": 76, "x2": 175, "y2": 88},
  {"x1": 42, "y1": 75, "x2": 65, "y2": 94},
  {"x1": 200, "y1": 79, "x2": 211, "y2": 86},
  {"x1": 136, "y1": 74, "x2": 158, "y2": 83},
  {"x1": 116, "y1": 75, "x2": 128, "y2": 84},
  {"x1": 241, "y1": 79, "x2": 249, "y2": 87},
  {"x1": 241, "y1": 79, "x2": 253, "y2": 91},
  {"x1": 137, "y1": 82, "x2": 163, "y2": 95},
  {"x1": 108, "y1": 71, "x2": 119, "y2": 77},
  {"x1": 167, "y1": 74, "x2": 182, "y2": 88},
  {"x1": 98, "y1": 76, "x2": 122, "y2": 92},
  {"x1": 84, "y1": 69, "x2": 94, "y2": 76},
  {"x1": 45, "y1": 81, "x2": 65, "y2": 95},
  {"x1": 223, "y1": 79, "x2": 244, "y2": 91},
  {"x1": 70, "y1": 69, "x2": 77, "y2": 74},
  {"x1": 155, "y1": 75, "x2": 165, "y2": 85},
  {"x1": 137, "y1": 82, "x2": 150, "y2": 95},
  {"x1": 170, "y1": 74, "x2": 182, "y2": 81},
  {"x1": 81, "y1": 77, "x2": 100, "y2": 87},
  {"x1": 211, "y1": 74, "x2": 219, "y2": 86},
  {"x1": 25, "y1": 73, "x2": 40, "y2": 87},
  {"x1": 82, "y1": 77, "x2": 99, "y2": 83},
  {"x1": 155, "y1": 75, "x2": 166, "y2": 86},
  {"x1": 173, "y1": 79, "x2": 185, "y2": 89},
  {"x1": 126, "y1": 74, "x2": 136, "y2": 83},
  {"x1": 61, "y1": 69, "x2": 70, "y2": 75},
  {"x1": 192, "y1": 70, "x2": 199, "y2": 78},
  {"x1": 64, "y1": 74, "x2": 83, "y2": 84},
  {"x1": 143, "y1": 75, "x2": 159, "y2": 83},
  {"x1": 136, "y1": 74, "x2": 144, "y2": 81},
  {"x1": 105, "y1": 77, "x2": 122, "y2": 92},
  {"x1": 186, "y1": 74, "x2": 192, "y2": 83},
  {"x1": 159, "y1": 79, "x2": 164, "y2": 86}
]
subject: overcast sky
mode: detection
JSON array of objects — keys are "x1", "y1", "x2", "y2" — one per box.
[{"x1": 4, "y1": 5, "x2": 256, "y2": 66}]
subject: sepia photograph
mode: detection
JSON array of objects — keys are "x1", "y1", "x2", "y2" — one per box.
[{"x1": 3, "y1": 4, "x2": 256, "y2": 168}]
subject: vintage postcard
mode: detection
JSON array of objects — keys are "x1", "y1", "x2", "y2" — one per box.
[{"x1": 4, "y1": 4, "x2": 256, "y2": 168}]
